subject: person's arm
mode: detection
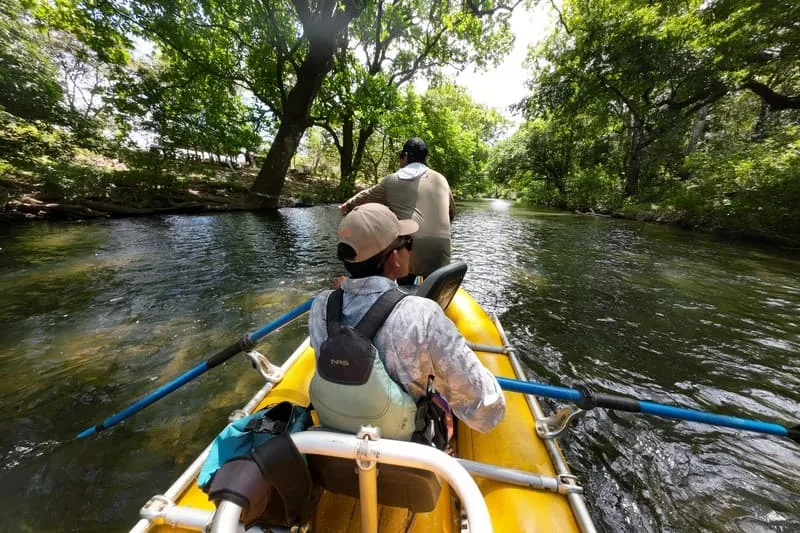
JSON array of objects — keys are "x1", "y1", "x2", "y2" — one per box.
[
  {"x1": 448, "y1": 190, "x2": 455, "y2": 222},
  {"x1": 423, "y1": 306, "x2": 505, "y2": 433},
  {"x1": 308, "y1": 291, "x2": 332, "y2": 354},
  {"x1": 339, "y1": 178, "x2": 388, "y2": 213}
]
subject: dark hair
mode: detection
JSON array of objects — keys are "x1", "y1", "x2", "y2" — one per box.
[
  {"x1": 338, "y1": 237, "x2": 409, "y2": 278},
  {"x1": 400, "y1": 137, "x2": 428, "y2": 164}
]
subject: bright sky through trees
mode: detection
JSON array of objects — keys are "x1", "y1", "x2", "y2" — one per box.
[{"x1": 453, "y1": 3, "x2": 554, "y2": 122}]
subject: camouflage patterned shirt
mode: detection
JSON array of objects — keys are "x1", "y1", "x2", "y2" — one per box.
[{"x1": 309, "y1": 276, "x2": 505, "y2": 433}]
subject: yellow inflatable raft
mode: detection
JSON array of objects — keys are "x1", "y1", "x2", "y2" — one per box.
[{"x1": 130, "y1": 267, "x2": 595, "y2": 533}]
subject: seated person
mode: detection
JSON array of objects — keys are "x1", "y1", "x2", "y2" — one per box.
[{"x1": 308, "y1": 203, "x2": 504, "y2": 446}]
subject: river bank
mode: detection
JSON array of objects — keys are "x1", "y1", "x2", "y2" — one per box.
[
  {"x1": 0, "y1": 151, "x2": 336, "y2": 221},
  {"x1": 3, "y1": 150, "x2": 799, "y2": 249},
  {"x1": 611, "y1": 205, "x2": 800, "y2": 250}
]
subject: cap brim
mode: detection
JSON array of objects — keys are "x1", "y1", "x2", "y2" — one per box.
[{"x1": 398, "y1": 219, "x2": 418, "y2": 236}]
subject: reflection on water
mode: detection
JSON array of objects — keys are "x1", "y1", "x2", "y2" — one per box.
[{"x1": 1, "y1": 205, "x2": 799, "y2": 532}]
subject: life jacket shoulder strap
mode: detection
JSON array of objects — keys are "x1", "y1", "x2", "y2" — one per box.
[
  {"x1": 325, "y1": 289, "x2": 344, "y2": 337},
  {"x1": 355, "y1": 289, "x2": 406, "y2": 339},
  {"x1": 325, "y1": 288, "x2": 406, "y2": 340}
]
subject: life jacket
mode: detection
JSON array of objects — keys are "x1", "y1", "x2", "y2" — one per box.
[{"x1": 310, "y1": 288, "x2": 451, "y2": 448}]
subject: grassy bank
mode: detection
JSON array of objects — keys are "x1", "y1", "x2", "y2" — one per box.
[{"x1": 0, "y1": 114, "x2": 344, "y2": 221}]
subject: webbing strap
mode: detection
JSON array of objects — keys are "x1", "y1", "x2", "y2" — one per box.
[
  {"x1": 355, "y1": 289, "x2": 406, "y2": 339},
  {"x1": 325, "y1": 289, "x2": 344, "y2": 337},
  {"x1": 325, "y1": 288, "x2": 406, "y2": 340}
]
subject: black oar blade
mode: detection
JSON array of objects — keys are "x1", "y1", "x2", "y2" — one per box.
[{"x1": 789, "y1": 425, "x2": 800, "y2": 444}]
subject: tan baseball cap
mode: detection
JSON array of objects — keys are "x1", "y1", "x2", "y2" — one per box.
[{"x1": 337, "y1": 203, "x2": 418, "y2": 263}]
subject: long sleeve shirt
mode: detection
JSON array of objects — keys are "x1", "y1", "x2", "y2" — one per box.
[{"x1": 309, "y1": 276, "x2": 505, "y2": 433}]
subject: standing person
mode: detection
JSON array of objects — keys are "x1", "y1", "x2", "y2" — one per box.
[
  {"x1": 309, "y1": 203, "x2": 505, "y2": 446},
  {"x1": 339, "y1": 138, "x2": 455, "y2": 279}
]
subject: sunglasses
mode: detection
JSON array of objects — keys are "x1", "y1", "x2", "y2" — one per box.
[
  {"x1": 394, "y1": 235, "x2": 413, "y2": 251},
  {"x1": 392, "y1": 235, "x2": 414, "y2": 252}
]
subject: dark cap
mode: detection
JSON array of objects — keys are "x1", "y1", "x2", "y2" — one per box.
[{"x1": 399, "y1": 137, "x2": 428, "y2": 162}]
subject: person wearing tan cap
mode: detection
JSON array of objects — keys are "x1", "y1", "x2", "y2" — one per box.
[
  {"x1": 308, "y1": 203, "x2": 505, "y2": 445},
  {"x1": 338, "y1": 138, "x2": 455, "y2": 282}
]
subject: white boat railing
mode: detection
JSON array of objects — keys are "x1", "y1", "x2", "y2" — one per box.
[{"x1": 208, "y1": 428, "x2": 493, "y2": 533}]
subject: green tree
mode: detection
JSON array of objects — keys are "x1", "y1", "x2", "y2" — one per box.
[
  {"x1": 67, "y1": 0, "x2": 364, "y2": 207},
  {"x1": 313, "y1": 0, "x2": 519, "y2": 197},
  {"x1": 533, "y1": 0, "x2": 722, "y2": 196},
  {"x1": 0, "y1": 0, "x2": 64, "y2": 122},
  {"x1": 114, "y1": 59, "x2": 261, "y2": 160},
  {"x1": 702, "y1": 0, "x2": 800, "y2": 111},
  {"x1": 379, "y1": 82, "x2": 507, "y2": 196}
]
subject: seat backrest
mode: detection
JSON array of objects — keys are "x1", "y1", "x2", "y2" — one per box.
[
  {"x1": 412, "y1": 261, "x2": 467, "y2": 310},
  {"x1": 307, "y1": 455, "x2": 441, "y2": 513}
]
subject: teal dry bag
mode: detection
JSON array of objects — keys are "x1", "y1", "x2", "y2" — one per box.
[{"x1": 198, "y1": 401, "x2": 313, "y2": 490}]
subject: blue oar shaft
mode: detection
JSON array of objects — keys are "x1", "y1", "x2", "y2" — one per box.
[
  {"x1": 495, "y1": 376, "x2": 582, "y2": 402},
  {"x1": 638, "y1": 400, "x2": 788, "y2": 438},
  {"x1": 77, "y1": 298, "x2": 313, "y2": 439},
  {"x1": 76, "y1": 362, "x2": 209, "y2": 439},
  {"x1": 496, "y1": 376, "x2": 798, "y2": 442},
  {"x1": 249, "y1": 300, "x2": 313, "y2": 344}
]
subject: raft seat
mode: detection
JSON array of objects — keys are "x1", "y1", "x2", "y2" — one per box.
[
  {"x1": 308, "y1": 455, "x2": 442, "y2": 513},
  {"x1": 401, "y1": 261, "x2": 467, "y2": 310}
]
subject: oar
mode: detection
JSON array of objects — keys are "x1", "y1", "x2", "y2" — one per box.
[
  {"x1": 76, "y1": 298, "x2": 313, "y2": 439},
  {"x1": 496, "y1": 376, "x2": 800, "y2": 443}
]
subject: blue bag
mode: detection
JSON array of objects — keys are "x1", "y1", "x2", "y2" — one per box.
[{"x1": 198, "y1": 401, "x2": 313, "y2": 490}]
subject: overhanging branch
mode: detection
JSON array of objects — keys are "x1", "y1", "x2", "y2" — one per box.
[
  {"x1": 464, "y1": 0, "x2": 524, "y2": 17},
  {"x1": 742, "y1": 80, "x2": 800, "y2": 110}
]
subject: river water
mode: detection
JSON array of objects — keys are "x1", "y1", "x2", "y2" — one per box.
[{"x1": 0, "y1": 201, "x2": 798, "y2": 532}]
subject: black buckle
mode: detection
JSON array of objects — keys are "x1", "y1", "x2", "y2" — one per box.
[{"x1": 245, "y1": 416, "x2": 287, "y2": 434}]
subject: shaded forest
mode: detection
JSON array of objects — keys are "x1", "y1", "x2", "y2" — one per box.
[{"x1": 1, "y1": 0, "x2": 798, "y2": 243}]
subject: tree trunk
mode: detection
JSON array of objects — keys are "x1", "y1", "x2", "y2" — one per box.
[
  {"x1": 751, "y1": 100, "x2": 770, "y2": 140},
  {"x1": 337, "y1": 120, "x2": 375, "y2": 198},
  {"x1": 337, "y1": 115, "x2": 356, "y2": 198},
  {"x1": 686, "y1": 104, "x2": 709, "y2": 154},
  {"x1": 352, "y1": 124, "x2": 374, "y2": 182},
  {"x1": 625, "y1": 115, "x2": 645, "y2": 197},
  {"x1": 248, "y1": 1, "x2": 363, "y2": 208}
]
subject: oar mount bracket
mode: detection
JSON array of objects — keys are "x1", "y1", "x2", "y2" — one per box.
[
  {"x1": 535, "y1": 407, "x2": 586, "y2": 440},
  {"x1": 246, "y1": 350, "x2": 284, "y2": 383}
]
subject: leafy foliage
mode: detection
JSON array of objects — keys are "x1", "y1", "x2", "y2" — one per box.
[
  {"x1": 312, "y1": 0, "x2": 518, "y2": 196},
  {"x1": 114, "y1": 60, "x2": 262, "y2": 158},
  {"x1": 377, "y1": 83, "x2": 507, "y2": 197},
  {"x1": 3, "y1": 0, "x2": 799, "y2": 243},
  {"x1": 0, "y1": 0, "x2": 65, "y2": 122},
  {"x1": 486, "y1": 0, "x2": 800, "y2": 241}
]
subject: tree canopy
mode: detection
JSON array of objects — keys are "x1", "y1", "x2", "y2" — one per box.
[{"x1": 487, "y1": 0, "x2": 800, "y2": 239}]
